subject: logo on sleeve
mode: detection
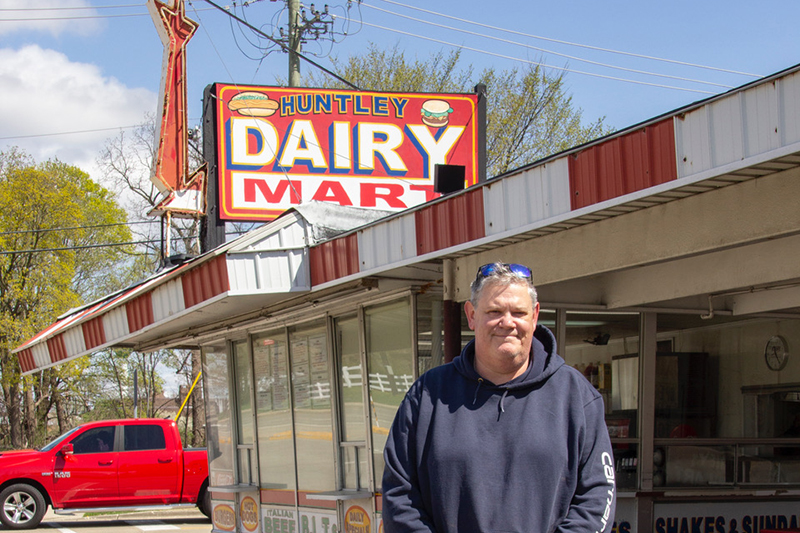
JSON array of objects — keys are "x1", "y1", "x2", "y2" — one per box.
[{"x1": 596, "y1": 452, "x2": 616, "y2": 533}]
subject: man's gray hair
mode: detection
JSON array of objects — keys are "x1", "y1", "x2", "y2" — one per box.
[{"x1": 470, "y1": 262, "x2": 538, "y2": 307}]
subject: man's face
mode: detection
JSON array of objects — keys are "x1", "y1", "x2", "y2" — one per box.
[{"x1": 465, "y1": 281, "x2": 539, "y2": 378}]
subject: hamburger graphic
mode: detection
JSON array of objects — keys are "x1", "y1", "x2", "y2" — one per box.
[
  {"x1": 420, "y1": 99, "x2": 453, "y2": 128},
  {"x1": 227, "y1": 91, "x2": 279, "y2": 117}
]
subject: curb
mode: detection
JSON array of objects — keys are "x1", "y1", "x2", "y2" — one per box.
[{"x1": 44, "y1": 508, "x2": 207, "y2": 523}]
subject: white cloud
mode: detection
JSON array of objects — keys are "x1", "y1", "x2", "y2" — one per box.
[
  {"x1": 0, "y1": 0, "x2": 102, "y2": 37},
  {"x1": 0, "y1": 45, "x2": 156, "y2": 181}
]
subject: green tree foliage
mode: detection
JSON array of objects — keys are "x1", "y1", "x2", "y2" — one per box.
[
  {"x1": 0, "y1": 148, "x2": 132, "y2": 449},
  {"x1": 298, "y1": 44, "x2": 611, "y2": 176},
  {"x1": 98, "y1": 119, "x2": 208, "y2": 442}
]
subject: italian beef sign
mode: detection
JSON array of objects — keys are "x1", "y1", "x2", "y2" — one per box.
[{"x1": 213, "y1": 84, "x2": 480, "y2": 221}]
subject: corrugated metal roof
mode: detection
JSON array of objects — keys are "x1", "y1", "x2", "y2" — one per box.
[
  {"x1": 14, "y1": 204, "x2": 380, "y2": 374},
  {"x1": 14, "y1": 63, "x2": 800, "y2": 374}
]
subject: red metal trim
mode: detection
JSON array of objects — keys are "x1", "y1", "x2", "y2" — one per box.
[
  {"x1": 210, "y1": 492, "x2": 236, "y2": 501},
  {"x1": 309, "y1": 233, "x2": 360, "y2": 286},
  {"x1": 126, "y1": 292, "x2": 154, "y2": 332},
  {"x1": 260, "y1": 489, "x2": 296, "y2": 506},
  {"x1": 81, "y1": 316, "x2": 107, "y2": 350},
  {"x1": 46, "y1": 335, "x2": 68, "y2": 363},
  {"x1": 297, "y1": 492, "x2": 337, "y2": 510},
  {"x1": 415, "y1": 188, "x2": 485, "y2": 255},
  {"x1": 568, "y1": 118, "x2": 676, "y2": 210},
  {"x1": 18, "y1": 349, "x2": 35, "y2": 374},
  {"x1": 182, "y1": 255, "x2": 230, "y2": 308}
]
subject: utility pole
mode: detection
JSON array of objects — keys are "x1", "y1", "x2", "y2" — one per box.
[
  {"x1": 287, "y1": 0, "x2": 301, "y2": 87},
  {"x1": 282, "y1": 1, "x2": 334, "y2": 87}
]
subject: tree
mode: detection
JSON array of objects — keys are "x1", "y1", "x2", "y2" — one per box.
[
  {"x1": 0, "y1": 148, "x2": 132, "y2": 448},
  {"x1": 98, "y1": 119, "x2": 208, "y2": 443},
  {"x1": 96, "y1": 116, "x2": 201, "y2": 266},
  {"x1": 299, "y1": 44, "x2": 611, "y2": 176}
]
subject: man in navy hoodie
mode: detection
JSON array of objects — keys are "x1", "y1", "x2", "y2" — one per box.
[{"x1": 382, "y1": 262, "x2": 616, "y2": 532}]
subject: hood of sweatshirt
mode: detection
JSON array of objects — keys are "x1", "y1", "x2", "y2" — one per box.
[{"x1": 452, "y1": 324, "x2": 565, "y2": 392}]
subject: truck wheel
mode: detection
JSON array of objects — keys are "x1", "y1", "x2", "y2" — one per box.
[
  {"x1": 198, "y1": 487, "x2": 211, "y2": 519},
  {"x1": 0, "y1": 484, "x2": 46, "y2": 530}
]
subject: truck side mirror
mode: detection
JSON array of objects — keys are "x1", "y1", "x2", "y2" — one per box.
[{"x1": 60, "y1": 443, "x2": 74, "y2": 457}]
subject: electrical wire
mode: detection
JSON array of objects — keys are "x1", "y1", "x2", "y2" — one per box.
[
  {"x1": 362, "y1": 3, "x2": 734, "y2": 90},
  {"x1": 0, "y1": 220, "x2": 156, "y2": 237},
  {"x1": 200, "y1": 0, "x2": 360, "y2": 89},
  {"x1": 0, "y1": 5, "x2": 216, "y2": 21},
  {"x1": 373, "y1": 0, "x2": 762, "y2": 79},
  {"x1": 0, "y1": 12, "x2": 147, "y2": 21},
  {"x1": 0, "y1": 4, "x2": 144, "y2": 11},
  {"x1": 0, "y1": 125, "x2": 143, "y2": 141},
  {"x1": 349, "y1": 19, "x2": 717, "y2": 95},
  {"x1": 0, "y1": 239, "x2": 170, "y2": 255}
]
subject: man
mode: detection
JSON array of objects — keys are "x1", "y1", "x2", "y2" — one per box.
[{"x1": 382, "y1": 262, "x2": 616, "y2": 532}]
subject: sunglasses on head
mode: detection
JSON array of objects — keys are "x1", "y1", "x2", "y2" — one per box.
[{"x1": 475, "y1": 263, "x2": 533, "y2": 282}]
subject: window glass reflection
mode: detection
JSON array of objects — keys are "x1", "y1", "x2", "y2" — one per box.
[
  {"x1": 291, "y1": 322, "x2": 335, "y2": 492},
  {"x1": 253, "y1": 330, "x2": 296, "y2": 492},
  {"x1": 203, "y1": 343, "x2": 236, "y2": 487},
  {"x1": 366, "y1": 299, "x2": 413, "y2": 488}
]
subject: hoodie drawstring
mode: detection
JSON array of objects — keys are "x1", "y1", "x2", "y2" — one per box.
[
  {"x1": 473, "y1": 378, "x2": 484, "y2": 405},
  {"x1": 474, "y1": 379, "x2": 510, "y2": 413},
  {"x1": 500, "y1": 389, "x2": 509, "y2": 413}
]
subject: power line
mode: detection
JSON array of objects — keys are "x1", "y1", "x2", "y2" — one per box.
[
  {"x1": 0, "y1": 124, "x2": 143, "y2": 141},
  {"x1": 200, "y1": 0, "x2": 360, "y2": 90},
  {"x1": 373, "y1": 0, "x2": 762, "y2": 79},
  {"x1": 0, "y1": 4, "x2": 144, "y2": 11},
  {"x1": 0, "y1": 239, "x2": 169, "y2": 256},
  {"x1": 362, "y1": 3, "x2": 734, "y2": 90},
  {"x1": 0, "y1": 12, "x2": 147, "y2": 22},
  {"x1": 0, "y1": 5, "x2": 216, "y2": 21},
  {"x1": 0, "y1": 220, "x2": 156, "y2": 237},
  {"x1": 351, "y1": 19, "x2": 717, "y2": 95}
]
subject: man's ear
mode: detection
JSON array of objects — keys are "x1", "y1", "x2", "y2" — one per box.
[{"x1": 464, "y1": 300, "x2": 476, "y2": 330}]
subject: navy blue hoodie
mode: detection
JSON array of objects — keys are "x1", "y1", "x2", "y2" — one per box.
[{"x1": 382, "y1": 325, "x2": 616, "y2": 533}]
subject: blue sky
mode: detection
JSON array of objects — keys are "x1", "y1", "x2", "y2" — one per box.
[{"x1": 1, "y1": 0, "x2": 799, "y2": 184}]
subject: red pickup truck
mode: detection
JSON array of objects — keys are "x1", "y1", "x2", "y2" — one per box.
[{"x1": 0, "y1": 418, "x2": 210, "y2": 530}]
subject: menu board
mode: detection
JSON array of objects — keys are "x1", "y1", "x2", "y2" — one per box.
[
  {"x1": 253, "y1": 336, "x2": 291, "y2": 411},
  {"x1": 292, "y1": 338, "x2": 311, "y2": 409},
  {"x1": 271, "y1": 342, "x2": 289, "y2": 410},
  {"x1": 309, "y1": 333, "x2": 330, "y2": 409},
  {"x1": 290, "y1": 331, "x2": 331, "y2": 410}
]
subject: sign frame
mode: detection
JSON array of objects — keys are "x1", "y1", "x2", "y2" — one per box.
[{"x1": 205, "y1": 83, "x2": 485, "y2": 224}]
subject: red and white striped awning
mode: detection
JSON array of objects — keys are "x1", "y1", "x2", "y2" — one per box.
[{"x1": 16, "y1": 63, "x2": 800, "y2": 374}]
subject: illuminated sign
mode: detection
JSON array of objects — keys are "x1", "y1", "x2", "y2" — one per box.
[{"x1": 213, "y1": 84, "x2": 481, "y2": 221}]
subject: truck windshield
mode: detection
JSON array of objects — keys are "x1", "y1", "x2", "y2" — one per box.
[{"x1": 38, "y1": 426, "x2": 82, "y2": 452}]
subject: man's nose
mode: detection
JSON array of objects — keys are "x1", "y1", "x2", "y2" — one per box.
[{"x1": 498, "y1": 313, "x2": 515, "y2": 327}]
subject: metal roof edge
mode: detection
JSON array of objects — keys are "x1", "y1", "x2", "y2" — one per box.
[
  {"x1": 493, "y1": 61, "x2": 800, "y2": 179},
  {"x1": 310, "y1": 139, "x2": 800, "y2": 293},
  {"x1": 303, "y1": 62, "x2": 800, "y2": 250}
]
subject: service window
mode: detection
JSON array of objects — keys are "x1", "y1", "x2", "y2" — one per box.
[
  {"x1": 203, "y1": 341, "x2": 237, "y2": 487},
  {"x1": 365, "y1": 298, "x2": 413, "y2": 488},
  {"x1": 124, "y1": 425, "x2": 167, "y2": 451},
  {"x1": 72, "y1": 426, "x2": 116, "y2": 454},
  {"x1": 254, "y1": 329, "x2": 296, "y2": 492},
  {"x1": 291, "y1": 320, "x2": 335, "y2": 492}
]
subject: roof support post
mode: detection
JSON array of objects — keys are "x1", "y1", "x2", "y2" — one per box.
[{"x1": 443, "y1": 259, "x2": 462, "y2": 363}]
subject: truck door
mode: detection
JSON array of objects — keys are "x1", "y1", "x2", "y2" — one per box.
[
  {"x1": 53, "y1": 425, "x2": 120, "y2": 508},
  {"x1": 118, "y1": 424, "x2": 180, "y2": 504}
]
